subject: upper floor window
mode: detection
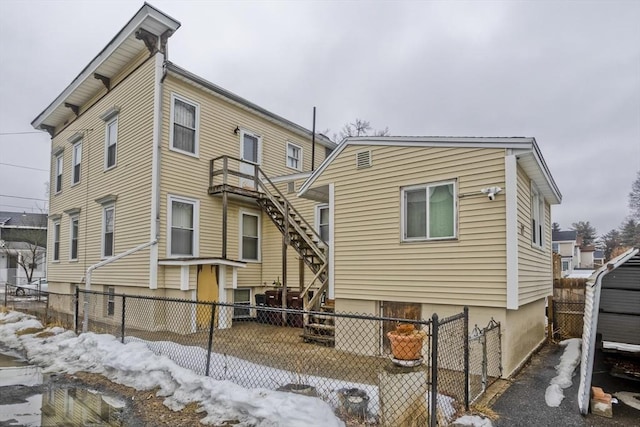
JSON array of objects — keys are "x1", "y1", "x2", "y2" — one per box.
[
  {"x1": 170, "y1": 94, "x2": 199, "y2": 156},
  {"x1": 169, "y1": 196, "x2": 198, "y2": 256},
  {"x1": 240, "y1": 211, "x2": 260, "y2": 261},
  {"x1": 70, "y1": 216, "x2": 79, "y2": 260},
  {"x1": 316, "y1": 204, "x2": 329, "y2": 243},
  {"x1": 52, "y1": 220, "x2": 60, "y2": 261},
  {"x1": 531, "y1": 184, "x2": 544, "y2": 248},
  {"x1": 402, "y1": 181, "x2": 456, "y2": 241},
  {"x1": 105, "y1": 117, "x2": 118, "y2": 169},
  {"x1": 55, "y1": 154, "x2": 63, "y2": 193},
  {"x1": 102, "y1": 205, "x2": 115, "y2": 258},
  {"x1": 286, "y1": 142, "x2": 302, "y2": 171},
  {"x1": 72, "y1": 141, "x2": 82, "y2": 184}
]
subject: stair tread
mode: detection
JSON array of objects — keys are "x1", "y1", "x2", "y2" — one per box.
[{"x1": 305, "y1": 323, "x2": 335, "y2": 330}]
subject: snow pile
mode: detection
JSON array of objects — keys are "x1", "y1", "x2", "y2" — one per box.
[
  {"x1": 545, "y1": 338, "x2": 581, "y2": 407},
  {"x1": 452, "y1": 414, "x2": 494, "y2": 426},
  {"x1": 0, "y1": 311, "x2": 344, "y2": 426}
]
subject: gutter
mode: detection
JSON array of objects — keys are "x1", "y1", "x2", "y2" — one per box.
[{"x1": 82, "y1": 240, "x2": 157, "y2": 332}]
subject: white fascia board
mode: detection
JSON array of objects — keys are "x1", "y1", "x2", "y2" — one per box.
[
  {"x1": 31, "y1": 4, "x2": 180, "y2": 129},
  {"x1": 505, "y1": 153, "x2": 519, "y2": 310},
  {"x1": 298, "y1": 136, "x2": 534, "y2": 198},
  {"x1": 530, "y1": 138, "x2": 562, "y2": 204},
  {"x1": 158, "y1": 258, "x2": 246, "y2": 268}
]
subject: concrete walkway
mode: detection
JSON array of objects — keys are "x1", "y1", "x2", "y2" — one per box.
[{"x1": 491, "y1": 343, "x2": 639, "y2": 426}]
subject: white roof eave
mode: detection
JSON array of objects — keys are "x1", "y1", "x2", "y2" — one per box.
[{"x1": 31, "y1": 3, "x2": 180, "y2": 131}]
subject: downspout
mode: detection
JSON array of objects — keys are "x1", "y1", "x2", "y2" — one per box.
[
  {"x1": 149, "y1": 42, "x2": 166, "y2": 289},
  {"x1": 82, "y1": 240, "x2": 157, "y2": 332}
]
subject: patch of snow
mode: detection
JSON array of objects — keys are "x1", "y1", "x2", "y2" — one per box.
[
  {"x1": 545, "y1": 338, "x2": 581, "y2": 407},
  {"x1": 0, "y1": 394, "x2": 42, "y2": 426},
  {"x1": 593, "y1": 401, "x2": 609, "y2": 411},
  {"x1": 614, "y1": 391, "x2": 640, "y2": 411},
  {"x1": 602, "y1": 341, "x2": 640, "y2": 353},
  {"x1": 101, "y1": 395, "x2": 127, "y2": 409},
  {"x1": 453, "y1": 414, "x2": 494, "y2": 426}
]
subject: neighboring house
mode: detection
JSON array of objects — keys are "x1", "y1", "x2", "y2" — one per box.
[
  {"x1": 579, "y1": 244, "x2": 596, "y2": 268},
  {"x1": 298, "y1": 136, "x2": 562, "y2": 376},
  {"x1": 31, "y1": 5, "x2": 335, "y2": 328},
  {"x1": 0, "y1": 211, "x2": 48, "y2": 285},
  {"x1": 593, "y1": 249, "x2": 604, "y2": 267},
  {"x1": 552, "y1": 230, "x2": 581, "y2": 276},
  {"x1": 578, "y1": 248, "x2": 640, "y2": 415}
]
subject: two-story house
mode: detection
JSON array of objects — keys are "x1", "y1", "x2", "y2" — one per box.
[
  {"x1": 552, "y1": 230, "x2": 583, "y2": 276},
  {"x1": 0, "y1": 211, "x2": 47, "y2": 286},
  {"x1": 31, "y1": 4, "x2": 334, "y2": 329}
]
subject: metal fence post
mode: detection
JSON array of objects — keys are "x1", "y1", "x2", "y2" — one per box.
[
  {"x1": 463, "y1": 306, "x2": 469, "y2": 411},
  {"x1": 3, "y1": 283, "x2": 7, "y2": 307},
  {"x1": 482, "y1": 326, "x2": 488, "y2": 392},
  {"x1": 430, "y1": 313, "x2": 439, "y2": 427},
  {"x1": 74, "y1": 287, "x2": 80, "y2": 334},
  {"x1": 205, "y1": 302, "x2": 217, "y2": 377},
  {"x1": 121, "y1": 295, "x2": 126, "y2": 344}
]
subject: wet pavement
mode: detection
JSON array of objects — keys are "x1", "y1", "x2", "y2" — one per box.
[
  {"x1": 492, "y1": 343, "x2": 640, "y2": 427},
  {"x1": 0, "y1": 349, "x2": 139, "y2": 426}
]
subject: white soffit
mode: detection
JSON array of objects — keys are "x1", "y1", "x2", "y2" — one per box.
[{"x1": 31, "y1": 4, "x2": 180, "y2": 131}]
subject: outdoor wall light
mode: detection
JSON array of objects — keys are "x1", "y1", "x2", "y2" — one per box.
[
  {"x1": 481, "y1": 186, "x2": 503, "y2": 201},
  {"x1": 233, "y1": 126, "x2": 240, "y2": 135}
]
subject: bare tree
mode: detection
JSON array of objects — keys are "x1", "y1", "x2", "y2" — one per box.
[
  {"x1": 323, "y1": 118, "x2": 390, "y2": 143},
  {"x1": 0, "y1": 217, "x2": 47, "y2": 284},
  {"x1": 629, "y1": 170, "x2": 640, "y2": 220}
]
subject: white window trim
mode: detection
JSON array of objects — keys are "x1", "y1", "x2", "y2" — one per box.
[
  {"x1": 167, "y1": 195, "x2": 200, "y2": 258},
  {"x1": 71, "y1": 140, "x2": 82, "y2": 186},
  {"x1": 286, "y1": 141, "x2": 303, "y2": 171},
  {"x1": 55, "y1": 154, "x2": 63, "y2": 194},
  {"x1": 101, "y1": 204, "x2": 115, "y2": 259},
  {"x1": 315, "y1": 203, "x2": 329, "y2": 244},
  {"x1": 106, "y1": 286, "x2": 115, "y2": 317},
  {"x1": 233, "y1": 288, "x2": 252, "y2": 318},
  {"x1": 52, "y1": 220, "x2": 60, "y2": 262},
  {"x1": 400, "y1": 180, "x2": 457, "y2": 242},
  {"x1": 239, "y1": 129, "x2": 262, "y2": 165},
  {"x1": 169, "y1": 93, "x2": 200, "y2": 158},
  {"x1": 69, "y1": 215, "x2": 79, "y2": 261},
  {"x1": 104, "y1": 116, "x2": 118, "y2": 171},
  {"x1": 239, "y1": 209, "x2": 261, "y2": 262},
  {"x1": 531, "y1": 183, "x2": 545, "y2": 250}
]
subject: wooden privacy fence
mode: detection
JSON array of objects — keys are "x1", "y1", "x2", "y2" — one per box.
[{"x1": 549, "y1": 278, "x2": 587, "y2": 340}]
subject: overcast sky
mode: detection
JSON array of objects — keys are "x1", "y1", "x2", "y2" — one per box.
[{"x1": 0, "y1": 0, "x2": 638, "y2": 236}]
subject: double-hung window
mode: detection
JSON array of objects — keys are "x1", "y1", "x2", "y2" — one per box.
[
  {"x1": 317, "y1": 204, "x2": 329, "y2": 243},
  {"x1": 55, "y1": 154, "x2": 63, "y2": 193},
  {"x1": 105, "y1": 117, "x2": 118, "y2": 169},
  {"x1": 531, "y1": 184, "x2": 544, "y2": 248},
  {"x1": 233, "y1": 289, "x2": 252, "y2": 318},
  {"x1": 169, "y1": 196, "x2": 198, "y2": 256},
  {"x1": 286, "y1": 142, "x2": 302, "y2": 171},
  {"x1": 171, "y1": 95, "x2": 199, "y2": 156},
  {"x1": 70, "y1": 216, "x2": 79, "y2": 260},
  {"x1": 72, "y1": 141, "x2": 82, "y2": 184},
  {"x1": 52, "y1": 221, "x2": 60, "y2": 261},
  {"x1": 240, "y1": 211, "x2": 260, "y2": 261},
  {"x1": 102, "y1": 205, "x2": 115, "y2": 258},
  {"x1": 402, "y1": 181, "x2": 456, "y2": 241}
]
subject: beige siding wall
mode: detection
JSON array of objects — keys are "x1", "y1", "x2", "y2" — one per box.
[
  {"x1": 47, "y1": 56, "x2": 156, "y2": 287},
  {"x1": 158, "y1": 75, "x2": 328, "y2": 290},
  {"x1": 311, "y1": 145, "x2": 508, "y2": 306},
  {"x1": 516, "y1": 166, "x2": 553, "y2": 305}
]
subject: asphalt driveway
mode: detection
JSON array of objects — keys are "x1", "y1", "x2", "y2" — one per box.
[{"x1": 492, "y1": 343, "x2": 639, "y2": 426}]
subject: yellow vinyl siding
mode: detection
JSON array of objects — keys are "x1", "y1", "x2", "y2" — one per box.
[
  {"x1": 516, "y1": 166, "x2": 553, "y2": 305},
  {"x1": 312, "y1": 145, "x2": 507, "y2": 306},
  {"x1": 158, "y1": 76, "x2": 327, "y2": 290},
  {"x1": 47, "y1": 58, "x2": 155, "y2": 286}
]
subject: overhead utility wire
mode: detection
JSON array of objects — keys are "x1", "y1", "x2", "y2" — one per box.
[
  {"x1": 0, "y1": 162, "x2": 48, "y2": 172},
  {"x1": 0, "y1": 131, "x2": 47, "y2": 136},
  {"x1": 0, "y1": 194, "x2": 48, "y2": 202}
]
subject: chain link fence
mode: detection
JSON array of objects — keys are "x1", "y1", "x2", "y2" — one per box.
[
  {"x1": 469, "y1": 319, "x2": 502, "y2": 402},
  {"x1": 3, "y1": 284, "x2": 506, "y2": 426},
  {"x1": 551, "y1": 300, "x2": 585, "y2": 340},
  {"x1": 2, "y1": 283, "x2": 75, "y2": 329}
]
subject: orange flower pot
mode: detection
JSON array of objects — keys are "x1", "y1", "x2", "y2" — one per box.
[{"x1": 387, "y1": 329, "x2": 425, "y2": 361}]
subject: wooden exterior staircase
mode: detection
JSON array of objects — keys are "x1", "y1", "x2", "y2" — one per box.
[{"x1": 209, "y1": 156, "x2": 334, "y2": 345}]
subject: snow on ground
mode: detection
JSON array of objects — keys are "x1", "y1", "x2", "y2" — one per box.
[
  {"x1": 0, "y1": 311, "x2": 344, "y2": 427},
  {"x1": 452, "y1": 414, "x2": 494, "y2": 426},
  {"x1": 545, "y1": 338, "x2": 581, "y2": 407}
]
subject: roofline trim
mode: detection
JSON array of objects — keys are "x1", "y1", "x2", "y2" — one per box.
[
  {"x1": 31, "y1": 3, "x2": 180, "y2": 130},
  {"x1": 166, "y1": 63, "x2": 335, "y2": 149},
  {"x1": 298, "y1": 136, "x2": 555, "y2": 197}
]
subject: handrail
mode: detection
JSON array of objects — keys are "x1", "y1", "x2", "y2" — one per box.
[{"x1": 209, "y1": 155, "x2": 327, "y2": 263}]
